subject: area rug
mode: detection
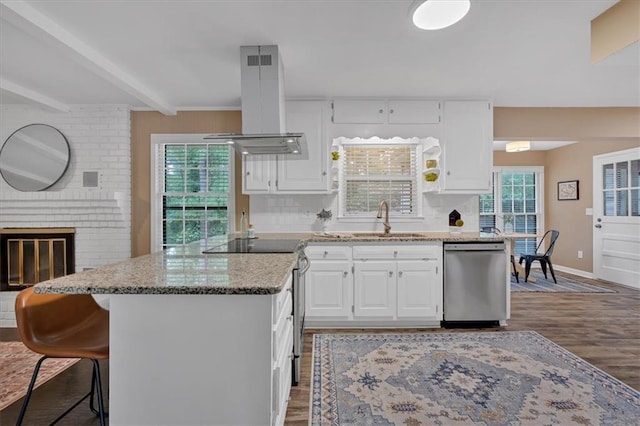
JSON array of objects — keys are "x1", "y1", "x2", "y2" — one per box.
[
  {"x1": 311, "y1": 331, "x2": 640, "y2": 425},
  {"x1": 511, "y1": 271, "x2": 616, "y2": 293},
  {"x1": 0, "y1": 341, "x2": 80, "y2": 411}
]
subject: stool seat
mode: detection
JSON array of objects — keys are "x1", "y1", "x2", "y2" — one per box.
[{"x1": 15, "y1": 287, "x2": 109, "y2": 425}]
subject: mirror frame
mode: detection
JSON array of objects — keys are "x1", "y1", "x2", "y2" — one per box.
[{"x1": 0, "y1": 123, "x2": 71, "y2": 191}]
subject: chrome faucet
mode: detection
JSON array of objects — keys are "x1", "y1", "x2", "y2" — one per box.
[{"x1": 376, "y1": 200, "x2": 391, "y2": 235}]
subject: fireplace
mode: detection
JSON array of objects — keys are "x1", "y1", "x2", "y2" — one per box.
[{"x1": 0, "y1": 228, "x2": 75, "y2": 291}]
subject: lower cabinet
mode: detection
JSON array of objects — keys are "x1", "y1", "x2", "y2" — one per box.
[
  {"x1": 353, "y1": 261, "x2": 396, "y2": 318},
  {"x1": 305, "y1": 243, "x2": 442, "y2": 327}
]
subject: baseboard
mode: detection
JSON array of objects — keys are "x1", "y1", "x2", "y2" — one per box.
[{"x1": 552, "y1": 265, "x2": 594, "y2": 279}]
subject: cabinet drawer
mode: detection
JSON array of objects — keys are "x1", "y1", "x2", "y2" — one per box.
[
  {"x1": 273, "y1": 276, "x2": 293, "y2": 324},
  {"x1": 306, "y1": 245, "x2": 352, "y2": 260},
  {"x1": 353, "y1": 245, "x2": 440, "y2": 260}
]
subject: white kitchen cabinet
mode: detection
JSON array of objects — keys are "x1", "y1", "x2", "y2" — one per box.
[
  {"x1": 305, "y1": 243, "x2": 442, "y2": 327},
  {"x1": 242, "y1": 100, "x2": 330, "y2": 194},
  {"x1": 243, "y1": 154, "x2": 274, "y2": 193},
  {"x1": 305, "y1": 261, "x2": 352, "y2": 318},
  {"x1": 352, "y1": 244, "x2": 442, "y2": 322},
  {"x1": 332, "y1": 99, "x2": 440, "y2": 124},
  {"x1": 305, "y1": 245, "x2": 352, "y2": 320},
  {"x1": 353, "y1": 261, "x2": 396, "y2": 318},
  {"x1": 397, "y1": 260, "x2": 440, "y2": 319},
  {"x1": 440, "y1": 100, "x2": 493, "y2": 193}
]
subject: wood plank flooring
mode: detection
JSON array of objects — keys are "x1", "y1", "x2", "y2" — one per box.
[{"x1": 1, "y1": 272, "x2": 637, "y2": 425}]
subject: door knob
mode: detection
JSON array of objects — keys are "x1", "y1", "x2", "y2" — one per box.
[{"x1": 595, "y1": 224, "x2": 602, "y2": 228}]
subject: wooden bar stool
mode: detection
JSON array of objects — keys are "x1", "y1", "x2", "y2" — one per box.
[{"x1": 14, "y1": 287, "x2": 109, "y2": 426}]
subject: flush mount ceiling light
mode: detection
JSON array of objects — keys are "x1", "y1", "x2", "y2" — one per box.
[
  {"x1": 411, "y1": 0, "x2": 471, "y2": 30},
  {"x1": 505, "y1": 141, "x2": 531, "y2": 152}
]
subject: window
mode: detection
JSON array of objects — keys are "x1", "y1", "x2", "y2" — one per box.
[
  {"x1": 339, "y1": 141, "x2": 419, "y2": 217},
  {"x1": 480, "y1": 167, "x2": 544, "y2": 253},
  {"x1": 602, "y1": 159, "x2": 640, "y2": 216},
  {"x1": 151, "y1": 135, "x2": 234, "y2": 251}
]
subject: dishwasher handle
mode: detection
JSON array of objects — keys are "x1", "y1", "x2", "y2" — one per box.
[{"x1": 444, "y1": 243, "x2": 505, "y2": 251}]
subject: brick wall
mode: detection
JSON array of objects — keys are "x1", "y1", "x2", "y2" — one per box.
[{"x1": 0, "y1": 104, "x2": 131, "y2": 326}]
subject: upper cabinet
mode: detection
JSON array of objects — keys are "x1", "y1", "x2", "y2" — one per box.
[
  {"x1": 332, "y1": 99, "x2": 440, "y2": 125},
  {"x1": 440, "y1": 100, "x2": 493, "y2": 194},
  {"x1": 242, "y1": 100, "x2": 330, "y2": 194}
]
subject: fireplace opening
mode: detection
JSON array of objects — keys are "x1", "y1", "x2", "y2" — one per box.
[{"x1": 0, "y1": 228, "x2": 75, "y2": 291}]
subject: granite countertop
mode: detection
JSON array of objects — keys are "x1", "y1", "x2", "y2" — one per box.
[
  {"x1": 302, "y1": 231, "x2": 503, "y2": 243},
  {"x1": 34, "y1": 232, "x2": 502, "y2": 296},
  {"x1": 35, "y1": 236, "x2": 299, "y2": 296}
]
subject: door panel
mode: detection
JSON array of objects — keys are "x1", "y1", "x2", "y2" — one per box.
[
  {"x1": 353, "y1": 261, "x2": 395, "y2": 317},
  {"x1": 593, "y1": 148, "x2": 640, "y2": 289}
]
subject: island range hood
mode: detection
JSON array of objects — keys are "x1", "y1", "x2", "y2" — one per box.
[{"x1": 205, "y1": 45, "x2": 306, "y2": 157}]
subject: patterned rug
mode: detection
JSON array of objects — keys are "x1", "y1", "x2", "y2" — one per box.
[
  {"x1": 511, "y1": 271, "x2": 616, "y2": 293},
  {"x1": 311, "y1": 332, "x2": 640, "y2": 425},
  {"x1": 0, "y1": 341, "x2": 80, "y2": 411}
]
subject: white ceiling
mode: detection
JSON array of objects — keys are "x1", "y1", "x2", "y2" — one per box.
[{"x1": 0, "y1": 0, "x2": 638, "y2": 112}]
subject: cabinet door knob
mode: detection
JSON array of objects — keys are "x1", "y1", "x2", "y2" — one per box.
[
  {"x1": 388, "y1": 271, "x2": 393, "y2": 277},
  {"x1": 246, "y1": 171, "x2": 250, "y2": 176},
  {"x1": 322, "y1": 171, "x2": 327, "y2": 176},
  {"x1": 389, "y1": 109, "x2": 394, "y2": 114},
  {"x1": 324, "y1": 251, "x2": 328, "y2": 257},
  {"x1": 447, "y1": 171, "x2": 451, "y2": 175},
  {"x1": 379, "y1": 109, "x2": 384, "y2": 114},
  {"x1": 394, "y1": 250, "x2": 398, "y2": 257},
  {"x1": 343, "y1": 271, "x2": 348, "y2": 277},
  {"x1": 398, "y1": 271, "x2": 403, "y2": 278}
]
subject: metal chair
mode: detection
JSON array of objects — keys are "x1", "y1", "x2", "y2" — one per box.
[
  {"x1": 14, "y1": 287, "x2": 109, "y2": 426},
  {"x1": 481, "y1": 226, "x2": 519, "y2": 282},
  {"x1": 519, "y1": 230, "x2": 560, "y2": 283}
]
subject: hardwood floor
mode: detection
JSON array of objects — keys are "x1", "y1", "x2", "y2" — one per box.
[
  {"x1": 1, "y1": 272, "x2": 637, "y2": 425},
  {"x1": 284, "y1": 273, "x2": 640, "y2": 425}
]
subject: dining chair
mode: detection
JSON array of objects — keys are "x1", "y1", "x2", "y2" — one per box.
[
  {"x1": 14, "y1": 287, "x2": 109, "y2": 426},
  {"x1": 481, "y1": 226, "x2": 519, "y2": 282},
  {"x1": 518, "y1": 230, "x2": 560, "y2": 283}
]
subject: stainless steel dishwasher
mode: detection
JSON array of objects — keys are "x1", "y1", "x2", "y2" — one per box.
[{"x1": 443, "y1": 242, "x2": 507, "y2": 323}]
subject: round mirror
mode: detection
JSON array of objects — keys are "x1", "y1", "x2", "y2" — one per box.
[{"x1": 0, "y1": 124, "x2": 71, "y2": 191}]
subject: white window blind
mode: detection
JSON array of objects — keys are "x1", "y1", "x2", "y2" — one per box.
[
  {"x1": 340, "y1": 145, "x2": 418, "y2": 216},
  {"x1": 155, "y1": 142, "x2": 232, "y2": 248}
]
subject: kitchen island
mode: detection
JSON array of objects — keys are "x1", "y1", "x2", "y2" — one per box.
[
  {"x1": 34, "y1": 232, "x2": 507, "y2": 425},
  {"x1": 35, "y1": 236, "x2": 299, "y2": 426}
]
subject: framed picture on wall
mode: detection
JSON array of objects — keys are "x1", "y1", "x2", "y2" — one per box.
[{"x1": 558, "y1": 180, "x2": 579, "y2": 200}]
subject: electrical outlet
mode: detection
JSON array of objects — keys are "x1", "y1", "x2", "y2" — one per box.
[{"x1": 578, "y1": 250, "x2": 583, "y2": 259}]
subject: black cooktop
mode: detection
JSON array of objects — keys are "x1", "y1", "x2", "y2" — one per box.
[{"x1": 203, "y1": 238, "x2": 301, "y2": 254}]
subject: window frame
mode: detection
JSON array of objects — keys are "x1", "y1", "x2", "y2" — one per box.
[
  {"x1": 480, "y1": 166, "x2": 545, "y2": 252},
  {"x1": 335, "y1": 136, "x2": 424, "y2": 221},
  {"x1": 150, "y1": 134, "x2": 235, "y2": 253}
]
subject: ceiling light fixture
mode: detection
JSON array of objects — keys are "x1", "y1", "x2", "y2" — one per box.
[
  {"x1": 505, "y1": 141, "x2": 531, "y2": 152},
  {"x1": 411, "y1": 0, "x2": 471, "y2": 30}
]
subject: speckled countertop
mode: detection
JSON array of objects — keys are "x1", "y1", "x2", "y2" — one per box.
[
  {"x1": 34, "y1": 232, "x2": 502, "y2": 296},
  {"x1": 35, "y1": 236, "x2": 299, "y2": 296}
]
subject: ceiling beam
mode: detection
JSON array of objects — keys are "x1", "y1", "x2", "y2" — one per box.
[
  {"x1": 0, "y1": 0, "x2": 176, "y2": 115},
  {"x1": 0, "y1": 77, "x2": 70, "y2": 113},
  {"x1": 591, "y1": 0, "x2": 640, "y2": 63}
]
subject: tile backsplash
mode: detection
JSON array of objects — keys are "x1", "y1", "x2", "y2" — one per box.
[{"x1": 249, "y1": 193, "x2": 479, "y2": 234}]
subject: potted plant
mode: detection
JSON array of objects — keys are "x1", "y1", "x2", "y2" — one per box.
[{"x1": 316, "y1": 208, "x2": 332, "y2": 232}]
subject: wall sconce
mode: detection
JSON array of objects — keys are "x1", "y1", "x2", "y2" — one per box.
[{"x1": 505, "y1": 141, "x2": 531, "y2": 152}]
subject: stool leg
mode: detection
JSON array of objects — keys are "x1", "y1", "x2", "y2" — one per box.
[
  {"x1": 90, "y1": 359, "x2": 107, "y2": 426},
  {"x1": 16, "y1": 355, "x2": 48, "y2": 426}
]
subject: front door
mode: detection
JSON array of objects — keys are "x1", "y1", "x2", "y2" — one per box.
[{"x1": 593, "y1": 147, "x2": 640, "y2": 289}]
